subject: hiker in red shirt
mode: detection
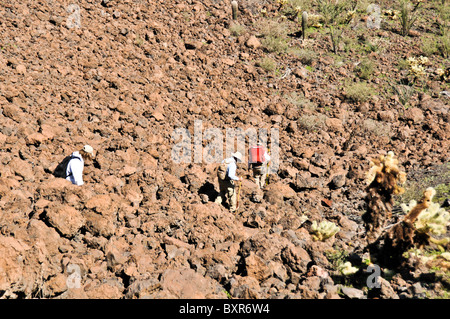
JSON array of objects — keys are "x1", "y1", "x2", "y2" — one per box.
[{"x1": 248, "y1": 143, "x2": 270, "y2": 189}]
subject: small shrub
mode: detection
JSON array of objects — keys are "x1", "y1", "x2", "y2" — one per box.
[
  {"x1": 256, "y1": 18, "x2": 289, "y2": 39},
  {"x1": 315, "y1": 0, "x2": 355, "y2": 54},
  {"x1": 437, "y1": 2, "x2": 449, "y2": 57},
  {"x1": 255, "y1": 18, "x2": 290, "y2": 53},
  {"x1": 363, "y1": 40, "x2": 379, "y2": 53},
  {"x1": 257, "y1": 57, "x2": 277, "y2": 72},
  {"x1": 343, "y1": 36, "x2": 358, "y2": 53},
  {"x1": 390, "y1": 83, "x2": 414, "y2": 108},
  {"x1": 288, "y1": 48, "x2": 318, "y2": 65},
  {"x1": 397, "y1": 58, "x2": 410, "y2": 71},
  {"x1": 285, "y1": 92, "x2": 316, "y2": 110},
  {"x1": 330, "y1": 26, "x2": 344, "y2": 54},
  {"x1": 356, "y1": 0, "x2": 371, "y2": 13},
  {"x1": 298, "y1": 114, "x2": 327, "y2": 131},
  {"x1": 421, "y1": 37, "x2": 439, "y2": 57},
  {"x1": 437, "y1": 33, "x2": 449, "y2": 58},
  {"x1": 262, "y1": 35, "x2": 289, "y2": 53},
  {"x1": 134, "y1": 35, "x2": 144, "y2": 47},
  {"x1": 355, "y1": 58, "x2": 374, "y2": 80},
  {"x1": 345, "y1": 82, "x2": 373, "y2": 103},
  {"x1": 229, "y1": 23, "x2": 246, "y2": 36},
  {"x1": 316, "y1": 0, "x2": 350, "y2": 25},
  {"x1": 362, "y1": 119, "x2": 391, "y2": 137}
]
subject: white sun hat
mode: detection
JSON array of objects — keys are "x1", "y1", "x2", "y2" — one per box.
[
  {"x1": 83, "y1": 144, "x2": 94, "y2": 155},
  {"x1": 231, "y1": 151, "x2": 243, "y2": 162}
]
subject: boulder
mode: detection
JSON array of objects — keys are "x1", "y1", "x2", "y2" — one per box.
[
  {"x1": 245, "y1": 35, "x2": 261, "y2": 49},
  {"x1": 280, "y1": 244, "x2": 311, "y2": 274},
  {"x1": 158, "y1": 268, "x2": 227, "y2": 299},
  {"x1": 244, "y1": 252, "x2": 272, "y2": 282},
  {"x1": 45, "y1": 204, "x2": 85, "y2": 238},
  {"x1": 263, "y1": 182, "x2": 296, "y2": 205},
  {"x1": 227, "y1": 275, "x2": 261, "y2": 299},
  {"x1": 8, "y1": 157, "x2": 34, "y2": 182},
  {"x1": 0, "y1": 237, "x2": 33, "y2": 295},
  {"x1": 404, "y1": 107, "x2": 424, "y2": 123}
]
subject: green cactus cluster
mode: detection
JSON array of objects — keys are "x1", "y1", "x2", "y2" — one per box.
[
  {"x1": 401, "y1": 187, "x2": 450, "y2": 237},
  {"x1": 311, "y1": 220, "x2": 340, "y2": 241}
]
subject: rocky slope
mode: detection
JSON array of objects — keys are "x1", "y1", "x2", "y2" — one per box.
[{"x1": 0, "y1": 0, "x2": 448, "y2": 299}]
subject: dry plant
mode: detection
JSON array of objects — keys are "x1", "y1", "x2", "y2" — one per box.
[
  {"x1": 367, "y1": 187, "x2": 449, "y2": 268},
  {"x1": 345, "y1": 82, "x2": 374, "y2": 103},
  {"x1": 363, "y1": 152, "x2": 450, "y2": 268},
  {"x1": 362, "y1": 119, "x2": 391, "y2": 137},
  {"x1": 298, "y1": 113, "x2": 327, "y2": 131},
  {"x1": 362, "y1": 151, "x2": 406, "y2": 243}
]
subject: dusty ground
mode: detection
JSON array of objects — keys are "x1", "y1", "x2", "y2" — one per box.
[{"x1": 0, "y1": 0, "x2": 448, "y2": 299}]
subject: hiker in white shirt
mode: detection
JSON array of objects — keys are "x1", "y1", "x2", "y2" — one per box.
[
  {"x1": 216, "y1": 152, "x2": 243, "y2": 213},
  {"x1": 66, "y1": 145, "x2": 94, "y2": 186}
]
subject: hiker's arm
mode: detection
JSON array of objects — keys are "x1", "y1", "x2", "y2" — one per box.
[{"x1": 227, "y1": 162, "x2": 239, "y2": 181}]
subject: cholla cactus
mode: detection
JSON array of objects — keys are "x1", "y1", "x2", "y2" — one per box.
[
  {"x1": 276, "y1": 0, "x2": 289, "y2": 5},
  {"x1": 365, "y1": 151, "x2": 406, "y2": 193},
  {"x1": 436, "y1": 68, "x2": 449, "y2": 82},
  {"x1": 294, "y1": 6, "x2": 302, "y2": 15},
  {"x1": 311, "y1": 220, "x2": 340, "y2": 241},
  {"x1": 409, "y1": 188, "x2": 450, "y2": 236},
  {"x1": 299, "y1": 214, "x2": 309, "y2": 225},
  {"x1": 276, "y1": 0, "x2": 289, "y2": 10},
  {"x1": 363, "y1": 151, "x2": 406, "y2": 243},
  {"x1": 415, "y1": 202, "x2": 449, "y2": 236},
  {"x1": 338, "y1": 261, "x2": 358, "y2": 275},
  {"x1": 307, "y1": 13, "x2": 325, "y2": 28},
  {"x1": 368, "y1": 187, "x2": 449, "y2": 268},
  {"x1": 383, "y1": 9, "x2": 400, "y2": 20},
  {"x1": 401, "y1": 187, "x2": 449, "y2": 237},
  {"x1": 344, "y1": 9, "x2": 356, "y2": 24},
  {"x1": 406, "y1": 56, "x2": 429, "y2": 79},
  {"x1": 403, "y1": 186, "x2": 435, "y2": 224}
]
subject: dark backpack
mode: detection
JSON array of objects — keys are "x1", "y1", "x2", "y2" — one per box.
[{"x1": 53, "y1": 155, "x2": 81, "y2": 178}]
